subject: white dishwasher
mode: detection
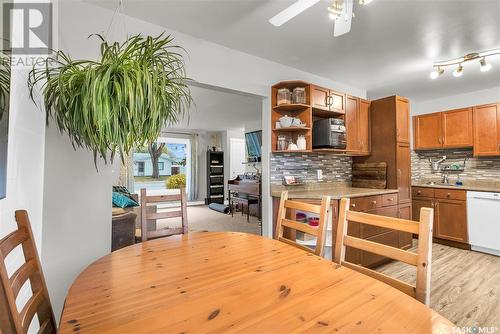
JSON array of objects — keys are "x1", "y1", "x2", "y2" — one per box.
[{"x1": 467, "y1": 191, "x2": 500, "y2": 256}]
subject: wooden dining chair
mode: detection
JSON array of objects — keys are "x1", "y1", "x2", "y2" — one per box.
[
  {"x1": 275, "y1": 191, "x2": 331, "y2": 257},
  {"x1": 139, "y1": 188, "x2": 188, "y2": 242},
  {"x1": 0, "y1": 211, "x2": 57, "y2": 334},
  {"x1": 334, "y1": 198, "x2": 434, "y2": 305}
]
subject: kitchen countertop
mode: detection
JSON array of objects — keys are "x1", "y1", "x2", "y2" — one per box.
[
  {"x1": 412, "y1": 179, "x2": 500, "y2": 193},
  {"x1": 271, "y1": 182, "x2": 398, "y2": 199}
]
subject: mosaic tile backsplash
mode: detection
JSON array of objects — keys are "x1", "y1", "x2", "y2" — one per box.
[
  {"x1": 270, "y1": 153, "x2": 352, "y2": 184},
  {"x1": 412, "y1": 148, "x2": 500, "y2": 182}
]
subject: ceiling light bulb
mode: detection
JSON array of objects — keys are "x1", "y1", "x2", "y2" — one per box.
[
  {"x1": 480, "y1": 57, "x2": 492, "y2": 72},
  {"x1": 453, "y1": 64, "x2": 464, "y2": 77},
  {"x1": 430, "y1": 67, "x2": 444, "y2": 80}
]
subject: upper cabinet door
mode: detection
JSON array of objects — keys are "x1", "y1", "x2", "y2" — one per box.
[
  {"x1": 442, "y1": 108, "x2": 473, "y2": 148},
  {"x1": 396, "y1": 97, "x2": 410, "y2": 143},
  {"x1": 345, "y1": 95, "x2": 359, "y2": 152},
  {"x1": 329, "y1": 90, "x2": 345, "y2": 113},
  {"x1": 473, "y1": 103, "x2": 499, "y2": 156},
  {"x1": 358, "y1": 99, "x2": 370, "y2": 154},
  {"x1": 311, "y1": 85, "x2": 330, "y2": 111},
  {"x1": 413, "y1": 113, "x2": 442, "y2": 149}
]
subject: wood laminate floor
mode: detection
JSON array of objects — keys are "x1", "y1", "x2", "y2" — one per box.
[{"x1": 377, "y1": 242, "x2": 500, "y2": 328}]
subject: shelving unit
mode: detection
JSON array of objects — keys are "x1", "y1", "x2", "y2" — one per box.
[
  {"x1": 271, "y1": 80, "x2": 349, "y2": 154},
  {"x1": 205, "y1": 151, "x2": 224, "y2": 205}
]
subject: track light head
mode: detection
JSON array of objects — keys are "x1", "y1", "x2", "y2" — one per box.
[
  {"x1": 453, "y1": 64, "x2": 464, "y2": 77},
  {"x1": 480, "y1": 57, "x2": 492, "y2": 72}
]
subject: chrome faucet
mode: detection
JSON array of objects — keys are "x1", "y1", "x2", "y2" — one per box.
[{"x1": 429, "y1": 156, "x2": 447, "y2": 172}]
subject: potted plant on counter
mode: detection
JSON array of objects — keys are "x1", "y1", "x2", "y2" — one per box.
[{"x1": 28, "y1": 33, "x2": 192, "y2": 165}]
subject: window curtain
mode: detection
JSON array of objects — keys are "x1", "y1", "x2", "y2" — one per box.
[{"x1": 189, "y1": 134, "x2": 199, "y2": 201}]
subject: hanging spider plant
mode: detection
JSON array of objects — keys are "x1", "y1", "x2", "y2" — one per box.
[
  {"x1": 0, "y1": 51, "x2": 10, "y2": 121},
  {"x1": 28, "y1": 33, "x2": 192, "y2": 164}
]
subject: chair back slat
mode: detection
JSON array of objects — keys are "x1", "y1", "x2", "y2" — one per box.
[
  {"x1": 343, "y1": 235, "x2": 418, "y2": 266},
  {"x1": 0, "y1": 229, "x2": 29, "y2": 258},
  {"x1": 342, "y1": 261, "x2": 416, "y2": 298},
  {"x1": 146, "y1": 210, "x2": 183, "y2": 221},
  {"x1": 0, "y1": 210, "x2": 56, "y2": 334},
  {"x1": 335, "y1": 198, "x2": 434, "y2": 305},
  {"x1": 346, "y1": 211, "x2": 419, "y2": 234},
  {"x1": 275, "y1": 191, "x2": 331, "y2": 256},
  {"x1": 140, "y1": 188, "x2": 188, "y2": 242},
  {"x1": 10, "y1": 259, "x2": 37, "y2": 299}
]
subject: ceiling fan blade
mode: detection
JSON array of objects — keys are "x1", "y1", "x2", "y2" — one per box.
[
  {"x1": 333, "y1": 0, "x2": 353, "y2": 36},
  {"x1": 269, "y1": 0, "x2": 321, "y2": 27}
]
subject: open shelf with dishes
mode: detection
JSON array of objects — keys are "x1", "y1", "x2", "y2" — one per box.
[{"x1": 271, "y1": 80, "x2": 370, "y2": 156}]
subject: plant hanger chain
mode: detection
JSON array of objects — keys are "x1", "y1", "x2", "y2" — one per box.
[{"x1": 105, "y1": 0, "x2": 128, "y2": 42}]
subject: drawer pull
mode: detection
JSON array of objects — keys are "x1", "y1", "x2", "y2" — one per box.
[
  {"x1": 351, "y1": 203, "x2": 356, "y2": 208},
  {"x1": 447, "y1": 193, "x2": 451, "y2": 197},
  {"x1": 417, "y1": 191, "x2": 421, "y2": 195},
  {"x1": 387, "y1": 198, "x2": 394, "y2": 201},
  {"x1": 371, "y1": 201, "x2": 377, "y2": 205}
]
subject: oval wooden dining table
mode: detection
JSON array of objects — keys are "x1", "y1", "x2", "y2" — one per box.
[{"x1": 59, "y1": 232, "x2": 453, "y2": 333}]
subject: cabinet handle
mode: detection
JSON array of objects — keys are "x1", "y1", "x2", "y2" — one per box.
[
  {"x1": 371, "y1": 200, "x2": 377, "y2": 205},
  {"x1": 325, "y1": 96, "x2": 329, "y2": 107},
  {"x1": 447, "y1": 193, "x2": 451, "y2": 197},
  {"x1": 351, "y1": 203, "x2": 356, "y2": 208},
  {"x1": 387, "y1": 198, "x2": 394, "y2": 201},
  {"x1": 417, "y1": 191, "x2": 421, "y2": 195},
  {"x1": 328, "y1": 96, "x2": 334, "y2": 107}
]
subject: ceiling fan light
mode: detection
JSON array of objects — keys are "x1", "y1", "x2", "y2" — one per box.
[
  {"x1": 453, "y1": 64, "x2": 464, "y2": 77},
  {"x1": 480, "y1": 57, "x2": 492, "y2": 72}
]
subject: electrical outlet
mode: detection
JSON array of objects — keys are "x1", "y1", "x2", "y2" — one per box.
[{"x1": 317, "y1": 169, "x2": 323, "y2": 181}]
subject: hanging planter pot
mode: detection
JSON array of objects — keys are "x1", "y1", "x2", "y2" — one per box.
[{"x1": 28, "y1": 33, "x2": 193, "y2": 164}]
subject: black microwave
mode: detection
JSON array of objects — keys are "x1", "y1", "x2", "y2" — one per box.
[{"x1": 312, "y1": 118, "x2": 347, "y2": 149}]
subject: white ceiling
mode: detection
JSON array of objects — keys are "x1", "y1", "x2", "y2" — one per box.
[
  {"x1": 170, "y1": 85, "x2": 262, "y2": 132},
  {"x1": 89, "y1": 0, "x2": 500, "y2": 101}
]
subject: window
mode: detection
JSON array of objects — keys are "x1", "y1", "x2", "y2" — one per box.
[{"x1": 158, "y1": 162, "x2": 164, "y2": 171}]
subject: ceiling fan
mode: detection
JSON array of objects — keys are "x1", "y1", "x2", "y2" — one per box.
[{"x1": 269, "y1": 0, "x2": 373, "y2": 37}]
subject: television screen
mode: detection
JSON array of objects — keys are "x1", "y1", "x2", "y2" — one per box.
[
  {"x1": 0, "y1": 51, "x2": 10, "y2": 199},
  {"x1": 245, "y1": 131, "x2": 262, "y2": 160}
]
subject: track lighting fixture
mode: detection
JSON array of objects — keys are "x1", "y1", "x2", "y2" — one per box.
[{"x1": 430, "y1": 48, "x2": 499, "y2": 79}]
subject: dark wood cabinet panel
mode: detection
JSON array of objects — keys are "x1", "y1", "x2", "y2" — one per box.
[
  {"x1": 311, "y1": 85, "x2": 330, "y2": 111},
  {"x1": 398, "y1": 204, "x2": 412, "y2": 249},
  {"x1": 442, "y1": 108, "x2": 473, "y2": 148},
  {"x1": 358, "y1": 99, "x2": 370, "y2": 154},
  {"x1": 435, "y1": 199, "x2": 468, "y2": 243},
  {"x1": 345, "y1": 96, "x2": 359, "y2": 152},
  {"x1": 413, "y1": 112, "x2": 442, "y2": 149},
  {"x1": 396, "y1": 97, "x2": 410, "y2": 143},
  {"x1": 396, "y1": 143, "x2": 411, "y2": 204},
  {"x1": 412, "y1": 198, "x2": 436, "y2": 237},
  {"x1": 473, "y1": 103, "x2": 500, "y2": 156}
]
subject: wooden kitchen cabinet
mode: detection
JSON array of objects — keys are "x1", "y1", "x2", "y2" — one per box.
[
  {"x1": 396, "y1": 97, "x2": 410, "y2": 143},
  {"x1": 442, "y1": 108, "x2": 473, "y2": 148},
  {"x1": 345, "y1": 95, "x2": 359, "y2": 152},
  {"x1": 396, "y1": 143, "x2": 411, "y2": 204},
  {"x1": 414, "y1": 108, "x2": 473, "y2": 150},
  {"x1": 473, "y1": 103, "x2": 500, "y2": 156},
  {"x1": 412, "y1": 186, "x2": 468, "y2": 246},
  {"x1": 413, "y1": 112, "x2": 442, "y2": 149},
  {"x1": 358, "y1": 99, "x2": 370, "y2": 154},
  {"x1": 311, "y1": 85, "x2": 345, "y2": 114}
]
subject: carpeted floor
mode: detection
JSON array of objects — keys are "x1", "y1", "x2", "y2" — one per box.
[{"x1": 187, "y1": 205, "x2": 262, "y2": 235}]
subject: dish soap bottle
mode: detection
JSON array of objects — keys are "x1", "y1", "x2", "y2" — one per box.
[{"x1": 455, "y1": 174, "x2": 463, "y2": 186}]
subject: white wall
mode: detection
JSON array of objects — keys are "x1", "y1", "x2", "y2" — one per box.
[
  {"x1": 412, "y1": 86, "x2": 500, "y2": 116},
  {"x1": 41, "y1": 126, "x2": 115, "y2": 317}
]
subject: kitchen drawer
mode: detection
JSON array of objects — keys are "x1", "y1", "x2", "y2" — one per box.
[
  {"x1": 350, "y1": 195, "x2": 382, "y2": 212},
  {"x1": 413, "y1": 187, "x2": 434, "y2": 198},
  {"x1": 381, "y1": 193, "x2": 398, "y2": 207},
  {"x1": 434, "y1": 188, "x2": 466, "y2": 201}
]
